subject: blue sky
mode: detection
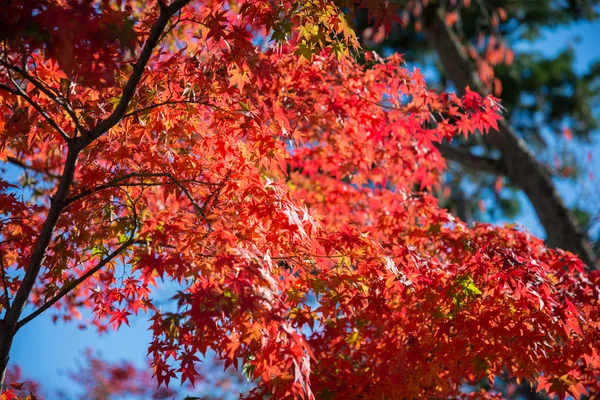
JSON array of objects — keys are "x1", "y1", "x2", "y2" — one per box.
[{"x1": 7, "y1": 12, "x2": 600, "y2": 400}]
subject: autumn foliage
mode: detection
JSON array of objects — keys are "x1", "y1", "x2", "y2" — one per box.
[{"x1": 0, "y1": 1, "x2": 599, "y2": 399}]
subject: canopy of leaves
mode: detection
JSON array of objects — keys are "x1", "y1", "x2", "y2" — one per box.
[{"x1": 0, "y1": 1, "x2": 599, "y2": 399}]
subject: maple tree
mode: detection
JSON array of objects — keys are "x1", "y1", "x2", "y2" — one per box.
[{"x1": 1, "y1": 1, "x2": 599, "y2": 399}]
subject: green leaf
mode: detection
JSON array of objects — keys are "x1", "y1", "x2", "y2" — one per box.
[
  {"x1": 459, "y1": 275, "x2": 482, "y2": 296},
  {"x1": 117, "y1": 233, "x2": 129, "y2": 244},
  {"x1": 242, "y1": 358, "x2": 256, "y2": 381},
  {"x1": 464, "y1": 279, "x2": 482, "y2": 296},
  {"x1": 294, "y1": 43, "x2": 314, "y2": 61},
  {"x1": 91, "y1": 245, "x2": 106, "y2": 257}
]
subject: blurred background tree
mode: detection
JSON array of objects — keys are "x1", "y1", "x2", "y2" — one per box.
[{"x1": 351, "y1": 0, "x2": 600, "y2": 268}]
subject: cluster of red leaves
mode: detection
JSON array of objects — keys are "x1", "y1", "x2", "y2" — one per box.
[{"x1": 0, "y1": 1, "x2": 599, "y2": 399}]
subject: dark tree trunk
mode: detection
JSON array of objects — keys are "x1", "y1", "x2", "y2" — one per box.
[{"x1": 0, "y1": 320, "x2": 15, "y2": 389}]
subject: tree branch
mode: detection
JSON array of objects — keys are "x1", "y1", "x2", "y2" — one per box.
[
  {"x1": 16, "y1": 238, "x2": 136, "y2": 330},
  {"x1": 436, "y1": 143, "x2": 507, "y2": 175},
  {"x1": 18, "y1": 188, "x2": 141, "y2": 331},
  {"x1": 4, "y1": 144, "x2": 80, "y2": 326},
  {"x1": 5, "y1": 156, "x2": 61, "y2": 180},
  {"x1": 423, "y1": 6, "x2": 596, "y2": 268}
]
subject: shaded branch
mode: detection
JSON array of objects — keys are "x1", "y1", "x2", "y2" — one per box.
[{"x1": 0, "y1": 83, "x2": 18, "y2": 96}]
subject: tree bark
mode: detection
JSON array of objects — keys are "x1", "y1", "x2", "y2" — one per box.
[
  {"x1": 0, "y1": 321, "x2": 14, "y2": 391},
  {"x1": 423, "y1": 6, "x2": 597, "y2": 269}
]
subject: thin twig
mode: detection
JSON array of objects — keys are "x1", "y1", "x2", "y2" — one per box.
[
  {"x1": 64, "y1": 172, "x2": 214, "y2": 238},
  {"x1": 162, "y1": 173, "x2": 213, "y2": 233}
]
